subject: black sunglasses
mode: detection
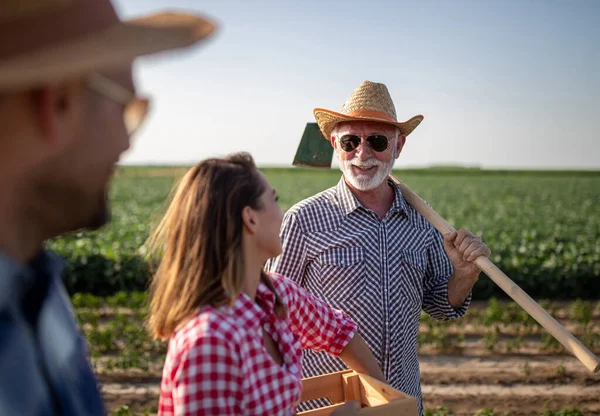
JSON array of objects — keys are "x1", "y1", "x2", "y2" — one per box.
[{"x1": 339, "y1": 134, "x2": 390, "y2": 152}]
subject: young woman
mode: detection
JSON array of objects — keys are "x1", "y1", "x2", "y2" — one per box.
[{"x1": 145, "y1": 152, "x2": 385, "y2": 415}]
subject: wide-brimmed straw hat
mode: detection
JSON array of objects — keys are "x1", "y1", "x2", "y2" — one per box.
[
  {"x1": 0, "y1": 0, "x2": 217, "y2": 91},
  {"x1": 314, "y1": 80, "x2": 424, "y2": 140}
]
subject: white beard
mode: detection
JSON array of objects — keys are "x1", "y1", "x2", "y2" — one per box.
[{"x1": 336, "y1": 149, "x2": 396, "y2": 191}]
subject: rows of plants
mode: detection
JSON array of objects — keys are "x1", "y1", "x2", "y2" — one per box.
[
  {"x1": 73, "y1": 291, "x2": 600, "y2": 319},
  {"x1": 419, "y1": 297, "x2": 600, "y2": 354},
  {"x1": 74, "y1": 292, "x2": 600, "y2": 370},
  {"x1": 73, "y1": 292, "x2": 600, "y2": 316},
  {"x1": 48, "y1": 169, "x2": 600, "y2": 299}
]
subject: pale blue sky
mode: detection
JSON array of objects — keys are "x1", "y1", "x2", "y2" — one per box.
[{"x1": 115, "y1": 0, "x2": 599, "y2": 169}]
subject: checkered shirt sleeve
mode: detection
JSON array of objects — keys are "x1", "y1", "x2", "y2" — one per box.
[
  {"x1": 422, "y1": 229, "x2": 471, "y2": 320},
  {"x1": 273, "y1": 274, "x2": 358, "y2": 356}
]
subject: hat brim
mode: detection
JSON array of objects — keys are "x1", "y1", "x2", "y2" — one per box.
[
  {"x1": 0, "y1": 11, "x2": 217, "y2": 90},
  {"x1": 314, "y1": 108, "x2": 424, "y2": 141}
]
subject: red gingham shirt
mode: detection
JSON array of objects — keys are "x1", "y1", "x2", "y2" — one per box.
[{"x1": 157, "y1": 272, "x2": 358, "y2": 415}]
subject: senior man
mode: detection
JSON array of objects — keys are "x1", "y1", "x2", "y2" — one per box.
[
  {"x1": 265, "y1": 80, "x2": 491, "y2": 414},
  {"x1": 0, "y1": 1, "x2": 216, "y2": 414}
]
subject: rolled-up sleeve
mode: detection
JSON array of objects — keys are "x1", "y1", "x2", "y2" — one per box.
[
  {"x1": 422, "y1": 229, "x2": 471, "y2": 320},
  {"x1": 278, "y1": 275, "x2": 358, "y2": 357}
]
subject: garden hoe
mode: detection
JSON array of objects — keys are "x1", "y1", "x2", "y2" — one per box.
[{"x1": 292, "y1": 122, "x2": 600, "y2": 374}]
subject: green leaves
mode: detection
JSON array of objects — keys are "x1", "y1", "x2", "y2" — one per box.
[
  {"x1": 47, "y1": 168, "x2": 599, "y2": 299},
  {"x1": 418, "y1": 298, "x2": 600, "y2": 354}
]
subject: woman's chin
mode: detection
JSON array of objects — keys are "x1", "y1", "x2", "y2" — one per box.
[{"x1": 267, "y1": 247, "x2": 283, "y2": 263}]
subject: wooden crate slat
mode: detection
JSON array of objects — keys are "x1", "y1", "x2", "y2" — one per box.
[
  {"x1": 357, "y1": 398, "x2": 420, "y2": 416},
  {"x1": 298, "y1": 370, "x2": 419, "y2": 415},
  {"x1": 297, "y1": 403, "x2": 344, "y2": 416},
  {"x1": 358, "y1": 373, "x2": 411, "y2": 406},
  {"x1": 342, "y1": 373, "x2": 361, "y2": 402},
  {"x1": 300, "y1": 369, "x2": 351, "y2": 403}
]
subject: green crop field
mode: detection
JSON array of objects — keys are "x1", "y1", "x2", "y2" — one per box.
[
  {"x1": 50, "y1": 166, "x2": 600, "y2": 416},
  {"x1": 48, "y1": 166, "x2": 600, "y2": 300}
]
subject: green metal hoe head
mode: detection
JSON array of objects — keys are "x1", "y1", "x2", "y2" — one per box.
[{"x1": 292, "y1": 123, "x2": 334, "y2": 168}]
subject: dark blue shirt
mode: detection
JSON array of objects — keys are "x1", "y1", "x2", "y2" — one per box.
[{"x1": 0, "y1": 249, "x2": 106, "y2": 416}]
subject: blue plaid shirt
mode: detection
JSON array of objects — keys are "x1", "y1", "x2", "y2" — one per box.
[
  {"x1": 0, "y1": 249, "x2": 106, "y2": 416},
  {"x1": 266, "y1": 177, "x2": 471, "y2": 415}
]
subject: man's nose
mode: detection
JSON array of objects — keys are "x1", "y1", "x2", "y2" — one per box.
[{"x1": 355, "y1": 138, "x2": 374, "y2": 159}]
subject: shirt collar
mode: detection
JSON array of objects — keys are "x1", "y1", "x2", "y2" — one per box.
[
  {"x1": 335, "y1": 176, "x2": 410, "y2": 217},
  {"x1": 232, "y1": 279, "x2": 277, "y2": 327},
  {"x1": 390, "y1": 178, "x2": 410, "y2": 215},
  {"x1": 335, "y1": 176, "x2": 361, "y2": 217}
]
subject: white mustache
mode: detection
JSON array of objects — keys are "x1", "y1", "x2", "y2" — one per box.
[{"x1": 351, "y1": 159, "x2": 382, "y2": 169}]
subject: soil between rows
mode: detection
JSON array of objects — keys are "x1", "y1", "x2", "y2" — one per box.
[{"x1": 98, "y1": 354, "x2": 600, "y2": 415}]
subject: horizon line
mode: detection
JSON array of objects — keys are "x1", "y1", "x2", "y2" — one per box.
[{"x1": 116, "y1": 163, "x2": 600, "y2": 172}]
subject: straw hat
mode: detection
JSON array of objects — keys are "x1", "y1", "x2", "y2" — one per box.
[
  {"x1": 0, "y1": 0, "x2": 217, "y2": 91},
  {"x1": 314, "y1": 81, "x2": 424, "y2": 140}
]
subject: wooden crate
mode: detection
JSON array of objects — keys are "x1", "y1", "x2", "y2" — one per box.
[{"x1": 298, "y1": 370, "x2": 419, "y2": 416}]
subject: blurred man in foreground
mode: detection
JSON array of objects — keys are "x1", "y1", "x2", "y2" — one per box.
[{"x1": 0, "y1": 1, "x2": 216, "y2": 414}]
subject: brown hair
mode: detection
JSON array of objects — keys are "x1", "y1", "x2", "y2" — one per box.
[{"x1": 144, "y1": 152, "x2": 285, "y2": 341}]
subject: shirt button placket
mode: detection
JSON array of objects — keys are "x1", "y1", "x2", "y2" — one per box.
[{"x1": 379, "y1": 221, "x2": 391, "y2": 377}]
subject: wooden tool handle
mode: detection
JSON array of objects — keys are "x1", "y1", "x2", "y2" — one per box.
[{"x1": 389, "y1": 174, "x2": 600, "y2": 373}]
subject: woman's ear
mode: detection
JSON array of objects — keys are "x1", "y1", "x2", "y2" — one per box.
[{"x1": 242, "y1": 206, "x2": 258, "y2": 234}]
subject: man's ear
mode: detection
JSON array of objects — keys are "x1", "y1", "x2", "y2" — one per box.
[
  {"x1": 32, "y1": 79, "x2": 85, "y2": 147},
  {"x1": 395, "y1": 134, "x2": 406, "y2": 160},
  {"x1": 241, "y1": 206, "x2": 258, "y2": 234},
  {"x1": 330, "y1": 135, "x2": 337, "y2": 150}
]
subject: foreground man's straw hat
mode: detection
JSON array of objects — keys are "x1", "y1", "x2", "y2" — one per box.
[{"x1": 0, "y1": 0, "x2": 217, "y2": 90}]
